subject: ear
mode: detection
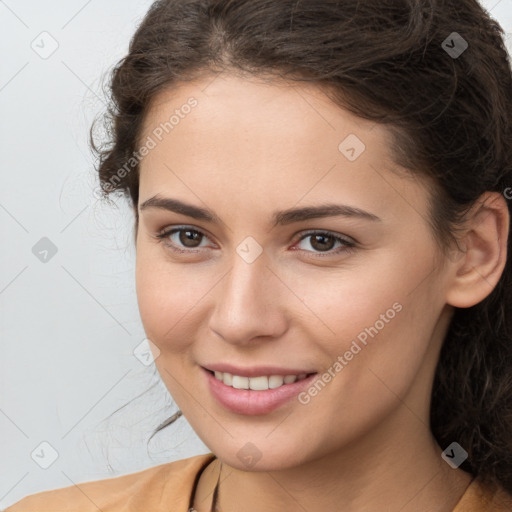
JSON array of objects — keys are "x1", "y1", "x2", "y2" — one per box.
[{"x1": 445, "y1": 191, "x2": 510, "y2": 308}]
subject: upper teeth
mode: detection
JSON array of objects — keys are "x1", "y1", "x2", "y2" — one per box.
[{"x1": 213, "y1": 371, "x2": 308, "y2": 390}]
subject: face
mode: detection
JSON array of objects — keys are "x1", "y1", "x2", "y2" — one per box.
[{"x1": 135, "y1": 73, "x2": 454, "y2": 471}]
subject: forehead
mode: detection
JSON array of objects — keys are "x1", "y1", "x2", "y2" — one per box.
[
  {"x1": 137, "y1": 73, "x2": 430, "y2": 223},
  {"x1": 143, "y1": 73, "x2": 386, "y2": 140}
]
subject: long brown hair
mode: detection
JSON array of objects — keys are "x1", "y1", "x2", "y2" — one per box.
[{"x1": 91, "y1": 0, "x2": 512, "y2": 493}]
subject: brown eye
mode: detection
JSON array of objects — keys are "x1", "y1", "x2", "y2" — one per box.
[
  {"x1": 309, "y1": 234, "x2": 336, "y2": 252},
  {"x1": 156, "y1": 226, "x2": 213, "y2": 253},
  {"x1": 178, "y1": 229, "x2": 204, "y2": 248},
  {"x1": 295, "y1": 231, "x2": 356, "y2": 256}
]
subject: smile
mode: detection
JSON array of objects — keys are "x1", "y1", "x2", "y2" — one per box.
[
  {"x1": 211, "y1": 370, "x2": 312, "y2": 390},
  {"x1": 203, "y1": 367, "x2": 318, "y2": 415}
]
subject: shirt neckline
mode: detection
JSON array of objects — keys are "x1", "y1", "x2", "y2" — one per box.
[{"x1": 188, "y1": 454, "x2": 218, "y2": 511}]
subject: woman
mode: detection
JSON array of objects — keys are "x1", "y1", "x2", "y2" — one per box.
[{"x1": 6, "y1": 0, "x2": 512, "y2": 510}]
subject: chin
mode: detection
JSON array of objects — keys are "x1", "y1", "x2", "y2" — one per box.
[{"x1": 201, "y1": 434, "x2": 315, "y2": 473}]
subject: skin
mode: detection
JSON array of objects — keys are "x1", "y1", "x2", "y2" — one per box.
[{"x1": 134, "y1": 72, "x2": 509, "y2": 512}]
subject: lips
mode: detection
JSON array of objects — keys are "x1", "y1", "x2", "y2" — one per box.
[{"x1": 202, "y1": 365, "x2": 318, "y2": 415}]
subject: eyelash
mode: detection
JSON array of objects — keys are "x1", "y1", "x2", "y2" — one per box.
[{"x1": 155, "y1": 226, "x2": 357, "y2": 257}]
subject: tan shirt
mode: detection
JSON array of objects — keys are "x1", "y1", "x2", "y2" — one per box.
[{"x1": 4, "y1": 453, "x2": 512, "y2": 511}]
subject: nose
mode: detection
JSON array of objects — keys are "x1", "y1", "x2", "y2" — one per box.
[{"x1": 208, "y1": 249, "x2": 288, "y2": 346}]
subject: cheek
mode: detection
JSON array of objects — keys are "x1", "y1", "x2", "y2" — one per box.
[
  {"x1": 135, "y1": 245, "x2": 214, "y2": 353},
  {"x1": 295, "y1": 254, "x2": 442, "y2": 396},
  {"x1": 135, "y1": 251, "x2": 205, "y2": 406},
  {"x1": 136, "y1": 246, "x2": 178, "y2": 343},
  {"x1": 278, "y1": 260, "x2": 402, "y2": 348}
]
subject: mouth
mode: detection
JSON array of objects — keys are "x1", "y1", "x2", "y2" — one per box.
[
  {"x1": 202, "y1": 366, "x2": 318, "y2": 415},
  {"x1": 204, "y1": 368, "x2": 316, "y2": 391}
]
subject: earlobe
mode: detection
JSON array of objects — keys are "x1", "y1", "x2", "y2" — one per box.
[{"x1": 445, "y1": 191, "x2": 510, "y2": 309}]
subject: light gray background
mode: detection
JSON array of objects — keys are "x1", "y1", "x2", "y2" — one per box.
[{"x1": 1, "y1": 0, "x2": 511, "y2": 508}]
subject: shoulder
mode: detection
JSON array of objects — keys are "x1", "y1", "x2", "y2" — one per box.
[
  {"x1": 3, "y1": 453, "x2": 216, "y2": 512},
  {"x1": 453, "y1": 476, "x2": 512, "y2": 511}
]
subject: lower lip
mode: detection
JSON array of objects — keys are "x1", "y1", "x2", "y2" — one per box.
[{"x1": 203, "y1": 368, "x2": 318, "y2": 415}]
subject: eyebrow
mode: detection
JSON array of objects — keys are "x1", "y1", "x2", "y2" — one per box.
[{"x1": 139, "y1": 195, "x2": 382, "y2": 226}]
